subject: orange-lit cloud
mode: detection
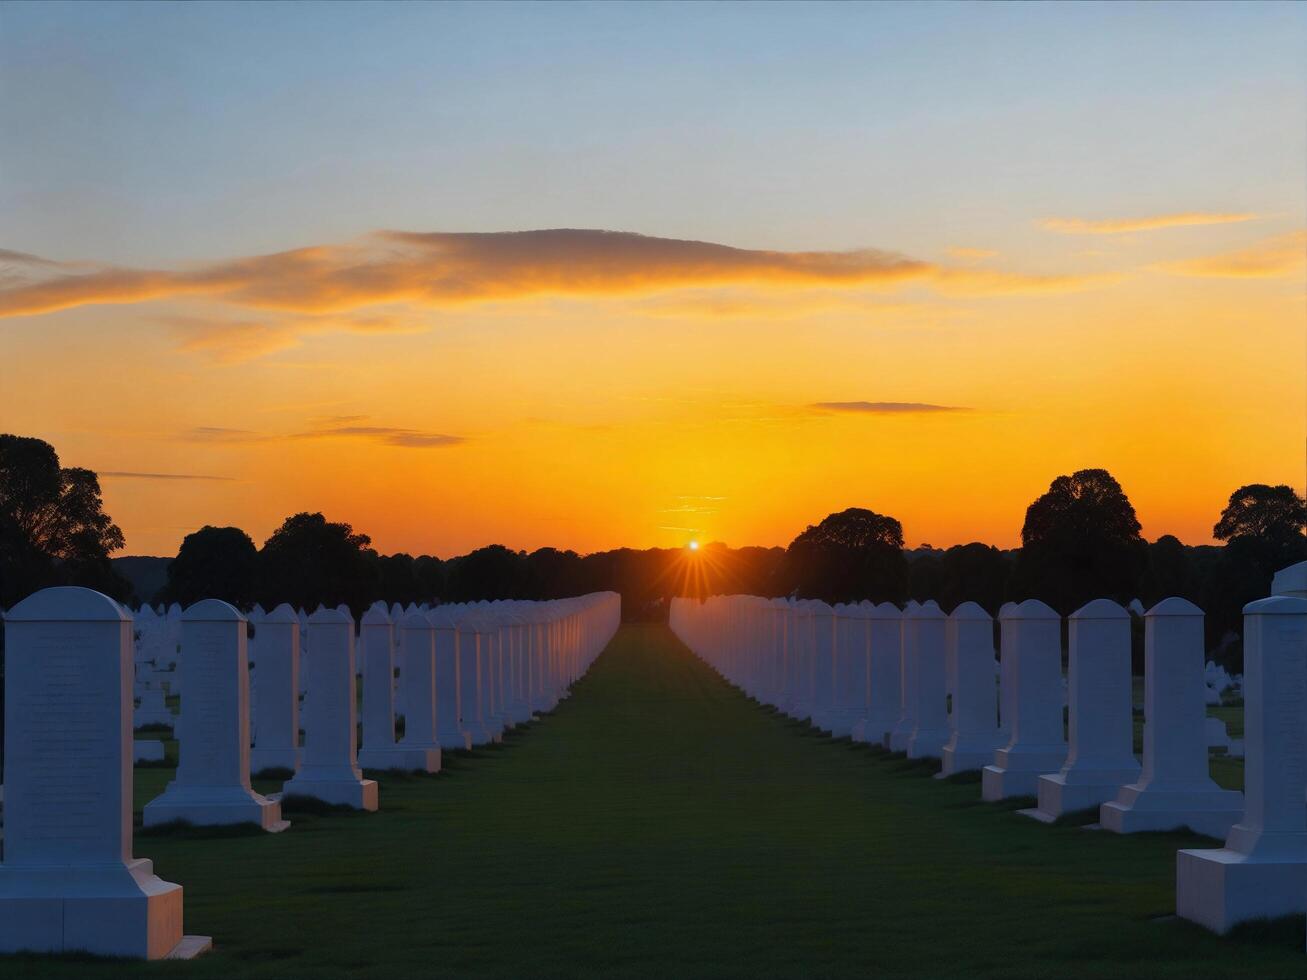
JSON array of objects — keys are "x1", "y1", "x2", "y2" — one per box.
[
  {"x1": 946, "y1": 246, "x2": 997, "y2": 260},
  {"x1": 291, "y1": 426, "x2": 465, "y2": 449},
  {"x1": 1040, "y1": 212, "x2": 1259, "y2": 235},
  {"x1": 812, "y1": 401, "x2": 966, "y2": 414},
  {"x1": 0, "y1": 229, "x2": 1123, "y2": 336},
  {"x1": 0, "y1": 230, "x2": 931, "y2": 319},
  {"x1": 179, "y1": 421, "x2": 464, "y2": 449},
  {"x1": 1152, "y1": 230, "x2": 1307, "y2": 279}
]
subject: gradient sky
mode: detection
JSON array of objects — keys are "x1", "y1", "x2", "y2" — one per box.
[{"x1": 1, "y1": 1, "x2": 1303, "y2": 557}]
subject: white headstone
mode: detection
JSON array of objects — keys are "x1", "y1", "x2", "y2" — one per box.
[
  {"x1": 357, "y1": 606, "x2": 433, "y2": 771},
  {"x1": 143, "y1": 600, "x2": 286, "y2": 831},
  {"x1": 888, "y1": 601, "x2": 920, "y2": 752},
  {"x1": 830, "y1": 606, "x2": 868, "y2": 738},
  {"x1": 940, "y1": 602, "x2": 1001, "y2": 776},
  {"x1": 283, "y1": 607, "x2": 378, "y2": 810},
  {"x1": 1177, "y1": 595, "x2": 1307, "y2": 932},
  {"x1": 982, "y1": 600, "x2": 1066, "y2": 801},
  {"x1": 249, "y1": 604, "x2": 300, "y2": 775},
  {"x1": 809, "y1": 602, "x2": 837, "y2": 732},
  {"x1": 431, "y1": 608, "x2": 472, "y2": 750},
  {"x1": 1032, "y1": 599, "x2": 1139, "y2": 821},
  {"x1": 475, "y1": 618, "x2": 506, "y2": 742},
  {"x1": 906, "y1": 602, "x2": 949, "y2": 760},
  {"x1": 457, "y1": 616, "x2": 492, "y2": 745},
  {"x1": 0, "y1": 587, "x2": 210, "y2": 959},
  {"x1": 853, "y1": 603, "x2": 901, "y2": 746},
  {"x1": 1100, "y1": 598, "x2": 1242, "y2": 837},
  {"x1": 394, "y1": 612, "x2": 442, "y2": 771}
]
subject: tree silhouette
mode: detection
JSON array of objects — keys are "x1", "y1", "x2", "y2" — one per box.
[
  {"x1": 258, "y1": 512, "x2": 378, "y2": 614},
  {"x1": 783, "y1": 507, "x2": 908, "y2": 603},
  {"x1": 444, "y1": 544, "x2": 530, "y2": 601},
  {"x1": 1205, "y1": 484, "x2": 1307, "y2": 656},
  {"x1": 1012, "y1": 468, "x2": 1146, "y2": 613},
  {"x1": 0, "y1": 434, "x2": 128, "y2": 607},
  {"x1": 1214, "y1": 484, "x2": 1307, "y2": 551},
  {"x1": 159, "y1": 525, "x2": 258, "y2": 608}
]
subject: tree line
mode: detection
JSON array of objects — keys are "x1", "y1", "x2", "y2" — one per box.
[{"x1": 2, "y1": 434, "x2": 1303, "y2": 669}]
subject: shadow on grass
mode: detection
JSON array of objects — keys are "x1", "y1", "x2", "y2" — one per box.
[
  {"x1": 137, "y1": 819, "x2": 268, "y2": 839},
  {"x1": 278, "y1": 794, "x2": 372, "y2": 817},
  {"x1": 1052, "y1": 806, "x2": 1101, "y2": 827}
]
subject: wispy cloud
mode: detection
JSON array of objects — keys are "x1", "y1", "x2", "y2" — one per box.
[
  {"x1": 811, "y1": 401, "x2": 967, "y2": 414},
  {"x1": 100, "y1": 470, "x2": 236, "y2": 482},
  {"x1": 181, "y1": 421, "x2": 465, "y2": 450},
  {"x1": 0, "y1": 228, "x2": 1120, "y2": 326},
  {"x1": 1039, "y1": 212, "x2": 1259, "y2": 235},
  {"x1": 0, "y1": 230, "x2": 931, "y2": 320},
  {"x1": 1152, "y1": 230, "x2": 1306, "y2": 279},
  {"x1": 292, "y1": 425, "x2": 465, "y2": 449},
  {"x1": 182, "y1": 426, "x2": 272, "y2": 444}
]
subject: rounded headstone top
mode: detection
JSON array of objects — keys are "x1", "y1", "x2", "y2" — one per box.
[
  {"x1": 7, "y1": 586, "x2": 131, "y2": 623},
  {"x1": 361, "y1": 605, "x2": 392, "y2": 626},
  {"x1": 428, "y1": 607, "x2": 458, "y2": 629},
  {"x1": 868, "y1": 602, "x2": 902, "y2": 620},
  {"x1": 1010, "y1": 599, "x2": 1060, "y2": 621},
  {"x1": 998, "y1": 602, "x2": 1018, "y2": 618},
  {"x1": 1271, "y1": 560, "x2": 1307, "y2": 598},
  {"x1": 1244, "y1": 594, "x2": 1307, "y2": 617},
  {"x1": 182, "y1": 598, "x2": 246, "y2": 623},
  {"x1": 309, "y1": 606, "x2": 353, "y2": 625},
  {"x1": 949, "y1": 601, "x2": 991, "y2": 622},
  {"x1": 263, "y1": 603, "x2": 298, "y2": 624},
  {"x1": 906, "y1": 601, "x2": 946, "y2": 620},
  {"x1": 1070, "y1": 598, "x2": 1128, "y2": 621},
  {"x1": 1146, "y1": 596, "x2": 1203, "y2": 618},
  {"x1": 400, "y1": 611, "x2": 431, "y2": 630}
]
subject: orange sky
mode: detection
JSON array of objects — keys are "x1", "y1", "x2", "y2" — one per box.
[{"x1": 1, "y1": 4, "x2": 1303, "y2": 558}]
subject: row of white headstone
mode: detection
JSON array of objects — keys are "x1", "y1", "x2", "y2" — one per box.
[
  {"x1": 0, "y1": 587, "x2": 620, "y2": 960},
  {"x1": 669, "y1": 560, "x2": 1307, "y2": 939}
]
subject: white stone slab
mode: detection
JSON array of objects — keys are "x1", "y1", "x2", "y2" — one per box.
[
  {"x1": 283, "y1": 608, "x2": 377, "y2": 810},
  {"x1": 982, "y1": 600, "x2": 1066, "y2": 801},
  {"x1": 906, "y1": 602, "x2": 950, "y2": 760},
  {"x1": 0, "y1": 587, "x2": 209, "y2": 959},
  {"x1": 1177, "y1": 595, "x2": 1307, "y2": 932},
  {"x1": 249, "y1": 604, "x2": 301, "y2": 775},
  {"x1": 1100, "y1": 598, "x2": 1242, "y2": 837},
  {"x1": 852, "y1": 604, "x2": 901, "y2": 746},
  {"x1": 144, "y1": 599, "x2": 286, "y2": 832},
  {"x1": 1034, "y1": 600, "x2": 1139, "y2": 820},
  {"x1": 941, "y1": 602, "x2": 1001, "y2": 776}
]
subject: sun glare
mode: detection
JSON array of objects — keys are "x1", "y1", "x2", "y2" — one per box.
[{"x1": 688, "y1": 540, "x2": 700, "y2": 551}]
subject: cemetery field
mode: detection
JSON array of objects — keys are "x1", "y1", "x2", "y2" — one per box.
[{"x1": 19, "y1": 623, "x2": 1302, "y2": 979}]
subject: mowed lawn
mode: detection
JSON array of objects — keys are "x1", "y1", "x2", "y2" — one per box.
[{"x1": 13, "y1": 623, "x2": 1304, "y2": 979}]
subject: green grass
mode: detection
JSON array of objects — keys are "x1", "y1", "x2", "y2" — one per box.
[{"x1": 11, "y1": 624, "x2": 1300, "y2": 978}]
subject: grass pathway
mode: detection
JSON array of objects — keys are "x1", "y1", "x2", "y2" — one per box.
[{"x1": 15, "y1": 623, "x2": 1304, "y2": 977}]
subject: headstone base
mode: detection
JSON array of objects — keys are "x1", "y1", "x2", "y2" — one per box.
[
  {"x1": 907, "y1": 727, "x2": 950, "y2": 760},
  {"x1": 143, "y1": 786, "x2": 288, "y2": 832},
  {"x1": 940, "y1": 739, "x2": 998, "y2": 776},
  {"x1": 250, "y1": 746, "x2": 300, "y2": 775},
  {"x1": 1034, "y1": 768, "x2": 1139, "y2": 820},
  {"x1": 1099, "y1": 782, "x2": 1244, "y2": 839},
  {"x1": 827, "y1": 711, "x2": 862, "y2": 739},
  {"x1": 851, "y1": 717, "x2": 892, "y2": 746},
  {"x1": 438, "y1": 729, "x2": 473, "y2": 751},
  {"x1": 165, "y1": 935, "x2": 214, "y2": 959},
  {"x1": 358, "y1": 745, "x2": 440, "y2": 773},
  {"x1": 887, "y1": 726, "x2": 914, "y2": 752},
  {"x1": 0, "y1": 860, "x2": 185, "y2": 959},
  {"x1": 981, "y1": 745, "x2": 1066, "y2": 800},
  {"x1": 282, "y1": 774, "x2": 379, "y2": 811},
  {"x1": 1176, "y1": 847, "x2": 1307, "y2": 933}
]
